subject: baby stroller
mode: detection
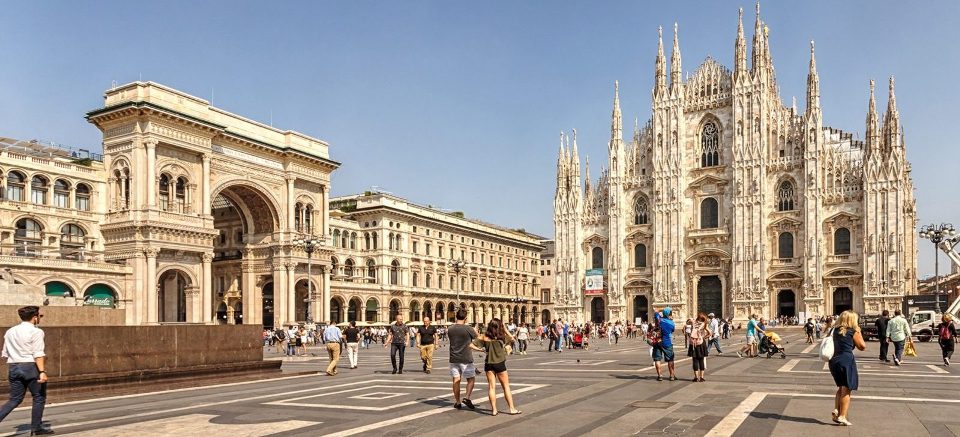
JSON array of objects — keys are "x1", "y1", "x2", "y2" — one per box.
[
  {"x1": 572, "y1": 332, "x2": 584, "y2": 348},
  {"x1": 758, "y1": 331, "x2": 787, "y2": 359}
]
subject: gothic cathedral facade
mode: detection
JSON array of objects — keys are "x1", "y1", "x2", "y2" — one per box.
[{"x1": 553, "y1": 6, "x2": 917, "y2": 324}]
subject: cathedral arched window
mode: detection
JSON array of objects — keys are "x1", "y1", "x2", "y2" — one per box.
[
  {"x1": 294, "y1": 203, "x2": 303, "y2": 231},
  {"x1": 778, "y1": 232, "x2": 794, "y2": 259},
  {"x1": 175, "y1": 177, "x2": 187, "y2": 212},
  {"x1": 31, "y1": 175, "x2": 48, "y2": 205},
  {"x1": 305, "y1": 205, "x2": 313, "y2": 232},
  {"x1": 6, "y1": 171, "x2": 26, "y2": 202},
  {"x1": 634, "y1": 244, "x2": 647, "y2": 268},
  {"x1": 344, "y1": 259, "x2": 355, "y2": 277},
  {"x1": 14, "y1": 218, "x2": 42, "y2": 256},
  {"x1": 700, "y1": 121, "x2": 720, "y2": 167},
  {"x1": 591, "y1": 247, "x2": 603, "y2": 269},
  {"x1": 834, "y1": 228, "x2": 851, "y2": 255},
  {"x1": 75, "y1": 183, "x2": 90, "y2": 211},
  {"x1": 634, "y1": 197, "x2": 649, "y2": 225},
  {"x1": 332, "y1": 229, "x2": 340, "y2": 247},
  {"x1": 777, "y1": 181, "x2": 795, "y2": 211},
  {"x1": 700, "y1": 198, "x2": 719, "y2": 229}
]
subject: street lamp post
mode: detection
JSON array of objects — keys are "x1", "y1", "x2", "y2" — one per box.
[
  {"x1": 449, "y1": 257, "x2": 467, "y2": 303},
  {"x1": 295, "y1": 234, "x2": 321, "y2": 324},
  {"x1": 919, "y1": 223, "x2": 959, "y2": 313}
]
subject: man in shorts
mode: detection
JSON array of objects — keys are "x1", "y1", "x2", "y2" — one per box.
[
  {"x1": 737, "y1": 314, "x2": 763, "y2": 358},
  {"x1": 658, "y1": 307, "x2": 678, "y2": 381},
  {"x1": 447, "y1": 309, "x2": 477, "y2": 410}
]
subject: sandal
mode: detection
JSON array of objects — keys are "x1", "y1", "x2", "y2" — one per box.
[
  {"x1": 509, "y1": 410, "x2": 523, "y2": 415},
  {"x1": 491, "y1": 411, "x2": 499, "y2": 416}
]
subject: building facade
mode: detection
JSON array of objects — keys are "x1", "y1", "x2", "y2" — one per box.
[
  {"x1": 3, "y1": 82, "x2": 340, "y2": 326},
  {"x1": 326, "y1": 192, "x2": 547, "y2": 326},
  {"x1": 538, "y1": 239, "x2": 555, "y2": 323},
  {"x1": 554, "y1": 7, "x2": 917, "y2": 324}
]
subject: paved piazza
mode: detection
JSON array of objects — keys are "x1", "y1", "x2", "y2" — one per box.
[{"x1": 0, "y1": 329, "x2": 956, "y2": 436}]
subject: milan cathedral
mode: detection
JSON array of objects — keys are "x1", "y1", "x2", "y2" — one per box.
[{"x1": 553, "y1": 5, "x2": 917, "y2": 324}]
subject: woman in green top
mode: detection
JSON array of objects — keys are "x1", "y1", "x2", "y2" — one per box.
[{"x1": 470, "y1": 318, "x2": 522, "y2": 416}]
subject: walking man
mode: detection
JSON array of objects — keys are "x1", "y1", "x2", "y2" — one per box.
[
  {"x1": 385, "y1": 314, "x2": 409, "y2": 374},
  {"x1": 417, "y1": 316, "x2": 438, "y2": 374},
  {"x1": 875, "y1": 310, "x2": 890, "y2": 362},
  {"x1": 886, "y1": 309, "x2": 911, "y2": 366},
  {"x1": 737, "y1": 314, "x2": 763, "y2": 358},
  {"x1": 448, "y1": 309, "x2": 477, "y2": 410},
  {"x1": 0, "y1": 306, "x2": 53, "y2": 435},
  {"x1": 322, "y1": 321, "x2": 344, "y2": 376},
  {"x1": 707, "y1": 313, "x2": 723, "y2": 355},
  {"x1": 343, "y1": 321, "x2": 361, "y2": 369}
]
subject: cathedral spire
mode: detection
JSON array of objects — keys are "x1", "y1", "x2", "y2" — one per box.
[
  {"x1": 751, "y1": 1, "x2": 764, "y2": 74},
  {"x1": 655, "y1": 26, "x2": 666, "y2": 98},
  {"x1": 633, "y1": 117, "x2": 640, "y2": 143},
  {"x1": 571, "y1": 128, "x2": 580, "y2": 177},
  {"x1": 584, "y1": 155, "x2": 591, "y2": 194},
  {"x1": 883, "y1": 76, "x2": 901, "y2": 152},
  {"x1": 611, "y1": 81, "x2": 623, "y2": 141},
  {"x1": 670, "y1": 22, "x2": 682, "y2": 93},
  {"x1": 866, "y1": 80, "x2": 879, "y2": 156},
  {"x1": 806, "y1": 41, "x2": 820, "y2": 115},
  {"x1": 735, "y1": 7, "x2": 747, "y2": 80},
  {"x1": 556, "y1": 131, "x2": 567, "y2": 194}
]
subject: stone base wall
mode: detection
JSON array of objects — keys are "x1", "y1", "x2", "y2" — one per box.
[
  {"x1": 0, "y1": 305, "x2": 125, "y2": 327},
  {"x1": 0, "y1": 325, "x2": 264, "y2": 379}
]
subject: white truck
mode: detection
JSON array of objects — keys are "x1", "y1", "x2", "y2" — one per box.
[{"x1": 909, "y1": 241, "x2": 960, "y2": 342}]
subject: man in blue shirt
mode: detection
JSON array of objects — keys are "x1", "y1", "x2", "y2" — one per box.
[
  {"x1": 322, "y1": 322, "x2": 344, "y2": 376},
  {"x1": 658, "y1": 307, "x2": 677, "y2": 381},
  {"x1": 737, "y1": 314, "x2": 764, "y2": 358}
]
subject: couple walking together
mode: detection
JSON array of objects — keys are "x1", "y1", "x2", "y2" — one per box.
[{"x1": 448, "y1": 309, "x2": 522, "y2": 416}]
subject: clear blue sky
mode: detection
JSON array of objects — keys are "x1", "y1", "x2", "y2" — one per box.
[{"x1": 2, "y1": 1, "x2": 957, "y2": 277}]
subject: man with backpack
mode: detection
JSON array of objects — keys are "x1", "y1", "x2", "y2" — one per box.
[{"x1": 937, "y1": 314, "x2": 956, "y2": 366}]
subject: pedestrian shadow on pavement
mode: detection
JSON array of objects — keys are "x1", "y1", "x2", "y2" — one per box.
[
  {"x1": 613, "y1": 375, "x2": 658, "y2": 380},
  {"x1": 749, "y1": 411, "x2": 831, "y2": 425}
]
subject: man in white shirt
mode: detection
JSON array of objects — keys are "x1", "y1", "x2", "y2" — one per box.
[
  {"x1": 0, "y1": 306, "x2": 53, "y2": 435},
  {"x1": 707, "y1": 313, "x2": 723, "y2": 355}
]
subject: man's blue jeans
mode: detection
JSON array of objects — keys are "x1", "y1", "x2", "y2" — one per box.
[
  {"x1": 0, "y1": 363, "x2": 46, "y2": 430},
  {"x1": 707, "y1": 338, "x2": 723, "y2": 354},
  {"x1": 893, "y1": 340, "x2": 905, "y2": 361},
  {"x1": 555, "y1": 337, "x2": 562, "y2": 351},
  {"x1": 286, "y1": 342, "x2": 296, "y2": 356}
]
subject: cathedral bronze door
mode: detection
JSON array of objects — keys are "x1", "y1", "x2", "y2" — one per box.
[
  {"x1": 777, "y1": 290, "x2": 796, "y2": 318},
  {"x1": 633, "y1": 295, "x2": 649, "y2": 322},
  {"x1": 833, "y1": 287, "x2": 853, "y2": 315},
  {"x1": 591, "y1": 297, "x2": 605, "y2": 323},
  {"x1": 697, "y1": 276, "x2": 723, "y2": 318}
]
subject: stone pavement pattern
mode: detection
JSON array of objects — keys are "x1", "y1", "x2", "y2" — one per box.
[{"x1": 1, "y1": 329, "x2": 958, "y2": 436}]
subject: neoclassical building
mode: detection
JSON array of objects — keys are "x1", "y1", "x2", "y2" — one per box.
[
  {"x1": 3, "y1": 82, "x2": 340, "y2": 326},
  {"x1": 554, "y1": 7, "x2": 917, "y2": 324},
  {"x1": 326, "y1": 192, "x2": 548, "y2": 326}
]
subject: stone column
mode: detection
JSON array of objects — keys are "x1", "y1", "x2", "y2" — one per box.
[
  {"x1": 201, "y1": 153, "x2": 211, "y2": 216},
  {"x1": 286, "y1": 262, "x2": 296, "y2": 324},
  {"x1": 321, "y1": 185, "x2": 329, "y2": 236},
  {"x1": 319, "y1": 266, "x2": 330, "y2": 323},
  {"x1": 272, "y1": 263, "x2": 288, "y2": 327},
  {"x1": 241, "y1": 255, "x2": 255, "y2": 325},
  {"x1": 145, "y1": 248, "x2": 159, "y2": 324},
  {"x1": 130, "y1": 252, "x2": 145, "y2": 325},
  {"x1": 286, "y1": 177, "x2": 295, "y2": 234},
  {"x1": 201, "y1": 252, "x2": 213, "y2": 324},
  {"x1": 145, "y1": 140, "x2": 157, "y2": 208}
]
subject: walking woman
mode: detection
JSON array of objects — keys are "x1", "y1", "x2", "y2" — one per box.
[
  {"x1": 517, "y1": 323, "x2": 529, "y2": 355},
  {"x1": 470, "y1": 318, "x2": 521, "y2": 416},
  {"x1": 938, "y1": 314, "x2": 957, "y2": 366},
  {"x1": 687, "y1": 313, "x2": 711, "y2": 382},
  {"x1": 828, "y1": 310, "x2": 866, "y2": 426}
]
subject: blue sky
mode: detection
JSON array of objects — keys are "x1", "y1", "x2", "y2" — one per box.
[{"x1": 2, "y1": 1, "x2": 957, "y2": 277}]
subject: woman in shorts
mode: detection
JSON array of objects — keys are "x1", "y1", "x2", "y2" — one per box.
[{"x1": 471, "y1": 318, "x2": 521, "y2": 416}]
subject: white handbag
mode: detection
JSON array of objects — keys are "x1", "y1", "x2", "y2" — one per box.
[{"x1": 818, "y1": 328, "x2": 835, "y2": 362}]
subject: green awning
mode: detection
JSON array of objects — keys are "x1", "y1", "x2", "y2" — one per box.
[
  {"x1": 83, "y1": 284, "x2": 115, "y2": 308},
  {"x1": 45, "y1": 281, "x2": 72, "y2": 297}
]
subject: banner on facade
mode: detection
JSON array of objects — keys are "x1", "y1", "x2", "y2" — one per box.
[{"x1": 585, "y1": 269, "x2": 604, "y2": 295}]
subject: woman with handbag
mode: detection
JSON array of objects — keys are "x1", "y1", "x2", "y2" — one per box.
[
  {"x1": 470, "y1": 318, "x2": 521, "y2": 416},
  {"x1": 828, "y1": 310, "x2": 867, "y2": 426}
]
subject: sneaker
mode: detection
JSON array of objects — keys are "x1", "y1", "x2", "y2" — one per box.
[
  {"x1": 736, "y1": 351, "x2": 743, "y2": 358},
  {"x1": 831, "y1": 409, "x2": 840, "y2": 424},
  {"x1": 945, "y1": 358, "x2": 950, "y2": 366},
  {"x1": 463, "y1": 398, "x2": 476, "y2": 410},
  {"x1": 893, "y1": 358, "x2": 900, "y2": 366},
  {"x1": 836, "y1": 416, "x2": 852, "y2": 426},
  {"x1": 657, "y1": 375, "x2": 663, "y2": 381}
]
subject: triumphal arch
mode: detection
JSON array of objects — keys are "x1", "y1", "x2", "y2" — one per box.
[{"x1": 86, "y1": 82, "x2": 339, "y2": 326}]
